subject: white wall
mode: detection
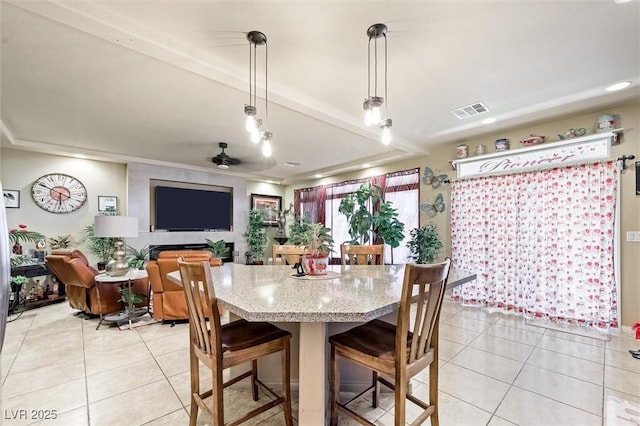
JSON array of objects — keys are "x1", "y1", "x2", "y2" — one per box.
[{"x1": 1, "y1": 149, "x2": 126, "y2": 263}]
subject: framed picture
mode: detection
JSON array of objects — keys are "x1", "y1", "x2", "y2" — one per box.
[
  {"x1": 3, "y1": 190, "x2": 20, "y2": 208},
  {"x1": 251, "y1": 194, "x2": 282, "y2": 226},
  {"x1": 98, "y1": 195, "x2": 118, "y2": 212}
]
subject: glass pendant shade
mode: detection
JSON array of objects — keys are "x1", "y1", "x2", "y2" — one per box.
[
  {"x1": 245, "y1": 114, "x2": 257, "y2": 132},
  {"x1": 381, "y1": 126, "x2": 391, "y2": 145},
  {"x1": 250, "y1": 127, "x2": 261, "y2": 143},
  {"x1": 261, "y1": 131, "x2": 273, "y2": 157}
]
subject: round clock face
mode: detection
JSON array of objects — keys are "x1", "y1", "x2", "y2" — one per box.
[{"x1": 32, "y1": 173, "x2": 87, "y2": 213}]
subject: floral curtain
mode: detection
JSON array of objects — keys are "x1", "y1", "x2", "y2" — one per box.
[{"x1": 451, "y1": 161, "x2": 618, "y2": 328}]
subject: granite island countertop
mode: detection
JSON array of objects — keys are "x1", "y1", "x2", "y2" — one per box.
[{"x1": 168, "y1": 263, "x2": 476, "y2": 323}]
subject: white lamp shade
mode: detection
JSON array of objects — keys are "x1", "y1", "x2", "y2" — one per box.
[{"x1": 93, "y1": 216, "x2": 139, "y2": 238}]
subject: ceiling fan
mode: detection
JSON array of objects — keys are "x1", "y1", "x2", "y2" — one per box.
[{"x1": 211, "y1": 142, "x2": 241, "y2": 169}]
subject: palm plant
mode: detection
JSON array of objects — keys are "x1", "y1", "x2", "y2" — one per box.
[
  {"x1": 49, "y1": 234, "x2": 72, "y2": 249},
  {"x1": 205, "y1": 239, "x2": 230, "y2": 259},
  {"x1": 126, "y1": 245, "x2": 150, "y2": 270}
]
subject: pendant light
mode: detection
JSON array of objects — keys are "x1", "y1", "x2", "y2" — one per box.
[
  {"x1": 244, "y1": 31, "x2": 273, "y2": 157},
  {"x1": 363, "y1": 23, "x2": 392, "y2": 145}
]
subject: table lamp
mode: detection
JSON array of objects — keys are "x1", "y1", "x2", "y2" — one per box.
[{"x1": 93, "y1": 215, "x2": 139, "y2": 277}]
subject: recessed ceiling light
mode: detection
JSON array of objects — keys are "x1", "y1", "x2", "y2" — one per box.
[
  {"x1": 362, "y1": 163, "x2": 371, "y2": 168},
  {"x1": 481, "y1": 117, "x2": 497, "y2": 125},
  {"x1": 615, "y1": 0, "x2": 631, "y2": 4},
  {"x1": 73, "y1": 154, "x2": 87, "y2": 159},
  {"x1": 314, "y1": 174, "x2": 323, "y2": 178},
  {"x1": 605, "y1": 81, "x2": 631, "y2": 92},
  {"x1": 284, "y1": 161, "x2": 301, "y2": 167}
]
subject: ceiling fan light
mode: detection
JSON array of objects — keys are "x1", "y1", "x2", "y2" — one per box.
[{"x1": 217, "y1": 163, "x2": 230, "y2": 170}]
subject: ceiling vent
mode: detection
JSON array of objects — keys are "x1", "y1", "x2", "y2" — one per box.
[{"x1": 451, "y1": 101, "x2": 489, "y2": 119}]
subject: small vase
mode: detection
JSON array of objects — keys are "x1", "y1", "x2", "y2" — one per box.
[
  {"x1": 301, "y1": 254, "x2": 329, "y2": 275},
  {"x1": 12, "y1": 242, "x2": 22, "y2": 255}
]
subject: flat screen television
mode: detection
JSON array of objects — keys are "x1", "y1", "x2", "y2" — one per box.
[{"x1": 155, "y1": 186, "x2": 232, "y2": 231}]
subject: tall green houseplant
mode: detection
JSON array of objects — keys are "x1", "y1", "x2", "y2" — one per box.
[
  {"x1": 338, "y1": 182, "x2": 405, "y2": 263},
  {"x1": 244, "y1": 209, "x2": 268, "y2": 264},
  {"x1": 406, "y1": 223, "x2": 443, "y2": 264}
]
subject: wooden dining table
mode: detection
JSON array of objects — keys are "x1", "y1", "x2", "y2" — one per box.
[{"x1": 168, "y1": 262, "x2": 476, "y2": 426}]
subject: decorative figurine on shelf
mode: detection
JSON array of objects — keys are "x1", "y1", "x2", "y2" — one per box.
[
  {"x1": 558, "y1": 128, "x2": 586, "y2": 140},
  {"x1": 292, "y1": 262, "x2": 305, "y2": 277}
]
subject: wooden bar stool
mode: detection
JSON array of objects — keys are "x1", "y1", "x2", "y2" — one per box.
[
  {"x1": 329, "y1": 259, "x2": 451, "y2": 426},
  {"x1": 340, "y1": 244, "x2": 385, "y2": 265},
  {"x1": 177, "y1": 259, "x2": 293, "y2": 426}
]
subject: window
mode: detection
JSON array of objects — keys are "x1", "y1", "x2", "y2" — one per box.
[{"x1": 294, "y1": 168, "x2": 419, "y2": 264}]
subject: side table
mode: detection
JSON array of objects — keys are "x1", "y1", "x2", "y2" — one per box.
[{"x1": 95, "y1": 269, "x2": 149, "y2": 330}]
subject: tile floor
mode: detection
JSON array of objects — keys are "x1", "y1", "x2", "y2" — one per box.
[{"x1": 1, "y1": 298, "x2": 639, "y2": 425}]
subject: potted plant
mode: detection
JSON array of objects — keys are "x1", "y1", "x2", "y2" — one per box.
[
  {"x1": 126, "y1": 245, "x2": 150, "y2": 270},
  {"x1": 81, "y1": 224, "x2": 117, "y2": 270},
  {"x1": 406, "y1": 223, "x2": 443, "y2": 264},
  {"x1": 244, "y1": 209, "x2": 268, "y2": 264},
  {"x1": 8, "y1": 224, "x2": 45, "y2": 255},
  {"x1": 205, "y1": 238, "x2": 230, "y2": 261},
  {"x1": 49, "y1": 234, "x2": 72, "y2": 250},
  {"x1": 338, "y1": 182, "x2": 405, "y2": 262},
  {"x1": 299, "y1": 222, "x2": 334, "y2": 275}
]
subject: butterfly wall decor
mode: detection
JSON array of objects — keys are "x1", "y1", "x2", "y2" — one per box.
[
  {"x1": 420, "y1": 193, "x2": 446, "y2": 218},
  {"x1": 422, "y1": 166, "x2": 449, "y2": 189}
]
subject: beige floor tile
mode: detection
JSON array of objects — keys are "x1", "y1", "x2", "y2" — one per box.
[
  {"x1": 9, "y1": 345, "x2": 84, "y2": 375},
  {"x1": 440, "y1": 315, "x2": 491, "y2": 333},
  {"x1": 496, "y1": 386, "x2": 601, "y2": 426},
  {"x1": 84, "y1": 341, "x2": 153, "y2": 376},
  {"x1": 514, "y1": 364, "x2": 603, "y2": 415},
  {"x1": 605, "y1": 365, "x2": 640, "y2": 396},
  {"x1": 606, "y1": 333, "x2": 640, "y2": 353},
  {"x1": 438, "y1": 363, "x2": 510, "y2": 412},
  {"x1": 89, "y1": 379, "x2": 182, "y2": 426},
  {"x1": 143, "y1": 408, "x2": 189, "y2": 425},
  {"x1": 495, "y1": 316, "x2": 545, "y2": 333},
  {"x1": 2, "y1": 358, "x2": 85, "y2": 399},
  {"x1": 437, "y1": 338, "x2": 465, "y2": 361},
  {"x1": 167, "y1": 368, "x2": 214, "y2": 407},
  {"x1": 605, "y1": 348, "x2": 640, "y2": 373},
  {"x1": 87, "y1": 358, "x2": 166, "y2": 403},
  {"x1": 536, "y1": 334, "x2": 605, "y2": 363},
  {"x1": 457, "y1": 306, "x2": 504, "y2": 324},
  {"x1": 527, "y1": 347, "x2": 604, "y2": 384},
  {"x1": 438, "y1": 323, "x2": 481, "y2": 346},
  {"x1": 143, "y1": 329, "x2": 189, "y2": 357},
  {"x1": 136, "y1": 321, "x2": 189, "y2": 341},
  {"x1": 82, "y1": 325, "x2": 145, "y2": 352},
  {"x1": 2, "y1": 378, "x2": 87, "y2": 426},
  {"x1": 484, "y1": 323, "x2": 543, "y2": 346},
  {"x1": 541, "y1": 328, "x2": 607, "y2": 347},
  {"x1": 154, "y1": 347, "x2": 190, "y2": 377},
  {"x1": 450, "y1": 346, "x2": 523, "y2": 383},
  {"x1": 470, "y1": 333, "x2": 534, "y2": 362},
  {"x1": 28, "y1": 406, "x2": 89, "y2": 426},
  {"x1": 487, "y1": 415, "x2": 518, "y2": 425},
  {"x1": 604, "y1": 388, "x2": 640, "y2": 405},
  {"x1": 437, "y1": 391, "x2": 492, "y2": 425}
]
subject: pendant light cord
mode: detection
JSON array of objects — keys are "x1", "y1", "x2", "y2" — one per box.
[
  {"x1": 384, "y1": 33, "x2": 387, "y2": 116},
  {"x1": 367, "y1": 37, "x2": 372, "y2": 98},
  {"x1": 248, "y1": 41, "x2": 252, "y2": 105},
  {"x1": 265, "y1": 41, "x2": 269, "y2": 125}
]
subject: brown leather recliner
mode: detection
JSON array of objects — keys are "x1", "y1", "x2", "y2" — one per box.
[
  {"x1": 45, "y1": 249, "x2": 148, "y2": 315},
  {"x1": 145, "y1": 250, "x2": 222, "y2": 321}
]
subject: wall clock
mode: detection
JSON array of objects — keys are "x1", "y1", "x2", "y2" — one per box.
[{"x1": 31, "y1": 173, "x2": 87, "y2": 213}]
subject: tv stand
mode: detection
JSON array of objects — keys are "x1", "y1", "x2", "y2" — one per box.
[{"x1": 149, "y1": 242, "x2": 234, "y2": 263}]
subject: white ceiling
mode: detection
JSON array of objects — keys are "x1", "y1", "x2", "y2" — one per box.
[{"x1": 2, "y1": 1, "x2": 639, "y2": 184}]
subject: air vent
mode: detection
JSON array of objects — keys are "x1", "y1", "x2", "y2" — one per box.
[
  {"x1": 284, "y1": 161, "x2": 301, "y2": 167},
  {"x1": 452, "y1": 101, "x2": 490, "y2": 119}
]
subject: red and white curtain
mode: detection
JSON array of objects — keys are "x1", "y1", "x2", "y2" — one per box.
[{"x1": 451, "y1": 161, "x2": 619, "y2": 329}]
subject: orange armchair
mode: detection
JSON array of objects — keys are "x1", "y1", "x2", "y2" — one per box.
[
  {"x1": 145, "y1": 250, "x2": 222, "y2": 321},
  {"x1": 45, "y1": 249, "x2": 147, "y2": 315}
]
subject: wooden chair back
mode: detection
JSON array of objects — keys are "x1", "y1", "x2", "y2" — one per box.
[
  {"x1": 398, "y1": 259, "x2": 451, "y2": 369},
  {"x1": 340, "y1": 244, "x2": 385, "y2": 265},
  {"x1": 177, "y1": 258, "x2": 293, "y2": 426},
  {"x1": 177, "y1": 259, "x2": 222, "y2": 357},
  {"x1": 272, "y1": 244, "x2": 310, "y2": 265},
  {"x1": 329, "y1": 258, "x2": 451, "y2": 426}
]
